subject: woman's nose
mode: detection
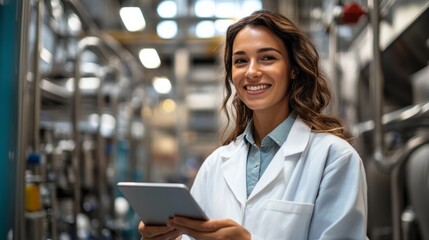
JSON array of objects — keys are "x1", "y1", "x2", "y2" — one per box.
[{"x1": 245, "y1": 61, "x2": 262, "y2": 79}]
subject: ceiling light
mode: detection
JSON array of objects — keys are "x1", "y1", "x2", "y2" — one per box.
[
  {"x1": 240, "y1": 0, "x2": 262, "y2": 18},
  {"x1": 215, "y1": 2, "x2": 236, "y2": 18},
  {"x1": 157, "y1": 0, "x2": 178, "y2": 18},
  {"x1": 139, "y1": 48, "x2": 161, "y2": 69},
  {"x1": 119, "y1": 7, "x2": 146, "y2": 32},
  {"x1": 195, "y1": 21, "x2": 215, "y2": 38},
  {"x1": 152, "y1": 77, "x2": 172, "y2": 94},
  {"x1": 157, "y1": 20, "x2": 178, "y2": 39},
  {"x1": 195, "y1": 0, "x2": 215, "y2": 17}
]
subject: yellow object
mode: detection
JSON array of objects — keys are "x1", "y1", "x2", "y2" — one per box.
[{"x1": 25, "y1": 184, "x2": 41, "y2": 212}]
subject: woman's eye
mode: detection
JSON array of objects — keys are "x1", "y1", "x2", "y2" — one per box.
[
  {"x1": 233, "y1": 58, "x2": 247, "y2": 65},
  {"x1": 261, "y1": 55, "x2": 276, "y2": 61}
]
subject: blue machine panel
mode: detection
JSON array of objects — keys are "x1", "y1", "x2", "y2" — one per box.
[{"x1": 0, "y1": 0, "x2": 22, "y2": 238}]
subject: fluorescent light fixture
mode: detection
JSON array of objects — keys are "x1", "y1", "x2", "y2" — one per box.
[
  {"x1": 240, "y1": 0, "x2": 262, "y2": 18},
  {"x1": 152, "y1": 76, "x2": 172, "y2": 94},
  {"x1": 215, "y1": 2, "x2": 236, "y2": 18},
  {"x1": 139, "y1": 48, "x2": 161, "y2": 69},
  {"x1": 157, "y1": 20, "x2": 178, "y2": 39},
  {"x1": 195, "y1": 0, "x2": 215, "y2": 17},
  {"x1": 120, "y1": 7, "x2": 146, "y2": 32},
  {"x1": 196, "y1": 21, "x2": 215, "y2": 38},
  {"x1": 157, "y1": 0, "x2": 178, "y2": 18},
  {"x1": 66, "y1": 77, "x2": 100, "y2": 91}
]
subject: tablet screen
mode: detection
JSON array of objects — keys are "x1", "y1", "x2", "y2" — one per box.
[{"x1": 117, "y1": 182, "x2": 208, "y2": 226}]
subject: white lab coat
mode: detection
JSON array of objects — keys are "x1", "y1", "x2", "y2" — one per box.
[{"x1": 184, "y1": 118, "x2": 368, "y2": 240}]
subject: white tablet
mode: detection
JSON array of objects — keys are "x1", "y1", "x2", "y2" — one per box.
[{"x1": 117, "y1": 182, "x2": 208, "y2": 226}]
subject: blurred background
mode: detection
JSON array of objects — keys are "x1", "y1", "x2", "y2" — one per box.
[{"x1": 1, "y1": 0, "x2": 429, "y2": 239}]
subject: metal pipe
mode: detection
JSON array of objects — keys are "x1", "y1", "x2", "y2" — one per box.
[
  {"x1": 370, "y1": 0, "x2": 386, "y2": 167},
  {"x1": 16, "y1": 0, "x2": 31, "y2": 239},
  {"x1": 62, "y1": 0, "x2": 99, "y2": 31},
  {"x1": 73, "y1": 36, "x2": 104, "y2": 236},
  {"x1": 32, "y1": 0, "x2": 43, "y2": 153},
  {"x1": 72, "y1": 40, "x2": 83, "y2": 237},
  {"x1": 353, "y1": 101, "x2": 429, "y2": 138},
  {"x1": 95, "y1": 63, "x2": 105, "y2": 234},
  {"x1": 74, "y1": 36, "x2": 115, "y2": 237},
  {"x1": 109, "y1": 66, "x2": 120, "y2": 220}
]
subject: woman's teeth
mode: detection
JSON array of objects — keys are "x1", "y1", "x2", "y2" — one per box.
[{"x1": 246, "y1": 84, "x2": 269, "y2": 91}]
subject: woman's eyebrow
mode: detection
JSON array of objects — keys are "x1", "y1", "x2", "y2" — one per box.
[
  {"x1": 257, "y1": 47, "x2": 281, "y2": 54},
  {"x1": 232, "y1": 47, "x2": 281, "y2": 56},
  {"x1": 232, "y1": 50, "x2": 245, "y2": 56}
]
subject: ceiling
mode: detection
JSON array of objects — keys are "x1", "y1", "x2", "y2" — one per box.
[{"x1": 78, "y1": 0, "x2": 323, "y2": 60}]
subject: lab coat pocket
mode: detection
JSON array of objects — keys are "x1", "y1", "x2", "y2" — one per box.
[{"x1": 260, "y1": 200, "x2": 314, "y2": 239}]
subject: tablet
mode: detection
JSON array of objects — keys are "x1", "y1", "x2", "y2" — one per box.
[{"x1": 117, "y1": 182, "x2": 208, "y2": 226}]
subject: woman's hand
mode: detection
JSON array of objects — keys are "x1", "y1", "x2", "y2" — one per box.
[
  {"x1": 138, "y1": 221, "x2": 182, "y2": 240},
  {"x1": 167, "y1": 217, "x2": 251, "y2": 240}
]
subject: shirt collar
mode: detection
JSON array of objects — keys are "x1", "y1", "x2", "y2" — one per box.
[
  {"x1": 243, "y1": 121, "x2": 255, "y2": 145},
  {"x1": 244, "y1": 111, "x2": 297, "y2": 147}
]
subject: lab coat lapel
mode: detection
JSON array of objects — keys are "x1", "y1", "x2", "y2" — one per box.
[
  {"x1": 221, "y1": 140, "x2": 248, "y2": 206},
  {"x1": 248, "y1": 147, "x2": 286, "y2": 200},
  {"x1": 248, "y1": 118, "x2": 311, "y2": 199}
]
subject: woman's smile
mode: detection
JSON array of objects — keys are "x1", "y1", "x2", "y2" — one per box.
[{"x1": 245, "y1": 84, "x2": 271, "y2": 92}]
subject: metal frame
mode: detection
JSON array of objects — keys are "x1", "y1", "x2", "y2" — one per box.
[{"x1": 16, "y1": 0, "x2": 31, "y2": 239}]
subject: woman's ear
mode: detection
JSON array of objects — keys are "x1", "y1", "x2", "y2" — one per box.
[{"x1": 291, "y1": 68, "x2": 299, "y2": 79}]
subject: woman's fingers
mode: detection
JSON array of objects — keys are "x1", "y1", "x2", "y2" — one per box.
[
  {"x1": 138, "y1": 221, "x2": 181, "y2": 239},
  {"x1": 168, "y1": 218, "x2": 250, "y2": 240},
  {"x1": 141, "y1": 229, "x2": 182, "y2": 240}
]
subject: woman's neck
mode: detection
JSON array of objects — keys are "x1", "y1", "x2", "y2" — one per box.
[{"x1": 252, "y1": 109, "x2": 289, "y2": 146}]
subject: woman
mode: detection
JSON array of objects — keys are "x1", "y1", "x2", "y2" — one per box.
[{"x1": 139, "y1": 10, "x2": 367, "y2": 240}]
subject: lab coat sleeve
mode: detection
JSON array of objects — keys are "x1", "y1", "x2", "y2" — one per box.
[{"x1": 308, "y1": 150, "x2": 368, "y2": 239}]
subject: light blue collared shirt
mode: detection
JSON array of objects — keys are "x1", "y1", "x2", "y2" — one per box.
[{"x1": 244, "y1": 112, "x2": 296, "y2": 197}]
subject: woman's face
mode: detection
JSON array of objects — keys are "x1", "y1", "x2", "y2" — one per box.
[{"x1": 231, "y1": 25, "x2": 293, "y2": 116}]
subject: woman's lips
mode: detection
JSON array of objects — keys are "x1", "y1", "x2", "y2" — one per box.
[{"x1": 245, "y1": 84, "x2": 270, "y2": 91}]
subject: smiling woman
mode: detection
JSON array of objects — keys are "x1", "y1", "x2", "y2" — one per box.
[
  {"x1": 138, "y1": 9, "x2": 368, "y2": 240},
  {"x1": 231, "y1": 25, "x2": 293, "y2": 134}
]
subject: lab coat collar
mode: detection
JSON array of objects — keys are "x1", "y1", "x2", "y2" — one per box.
[
  {"x1": 220, "y1": 117, "x2": 312, "y2": 204},
  {"x1": 281, "y1": 117, "x2": 311, "y2": 157},
  {"x1": 221, "y1": 139, "x2": 248, "y2": 205}
]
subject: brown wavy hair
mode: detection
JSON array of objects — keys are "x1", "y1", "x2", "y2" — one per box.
[{"x1": 221, "y1": 10, "x2": 349, "y2": 145}]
